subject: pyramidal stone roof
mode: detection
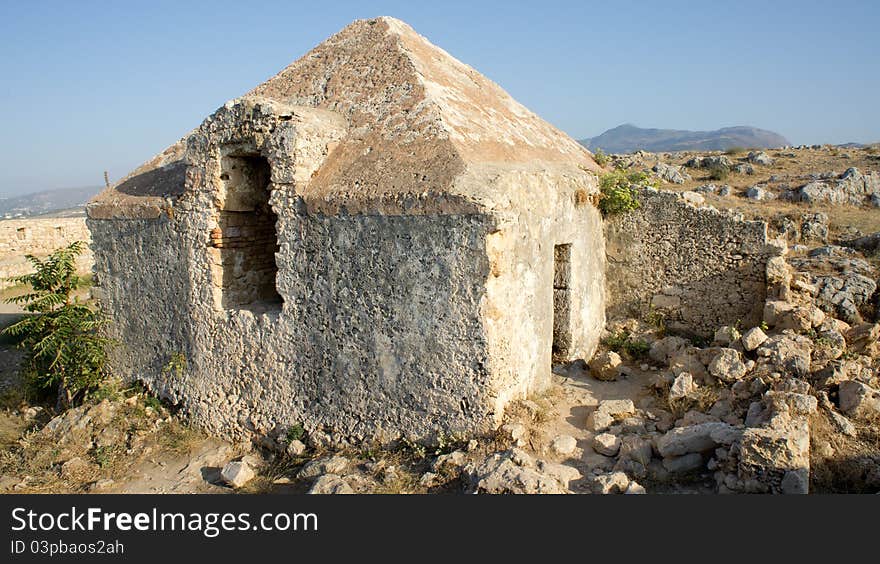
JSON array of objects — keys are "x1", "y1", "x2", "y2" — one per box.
[{"x1": 89, "y1": 17, "x2": 598, "y2": 219}]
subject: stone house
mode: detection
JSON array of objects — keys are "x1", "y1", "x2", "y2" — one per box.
[{"x1": 87, "y1": 17, "x2": 606, "y2": 444}]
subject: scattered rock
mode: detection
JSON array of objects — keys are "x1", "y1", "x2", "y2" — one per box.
[
  {"x1": 89, "y1": 479, "x2": 115, "y2": 492},
  {"x1": 589, "y1": 351, "x2": 623, "y2": 381},
  {"x1": 624, "y1": 481, "x2": 646, "y2": 494},
  {"x1": 501, "y1": 423, "x2": 528, "y2": 446},
  {"x1": 685, "y1": 155, "x2": 733, "y2": 169},
  {"x1": 653, "y1": 162, "x2": 690, "y2": 184},
  {"x1": 741, "y1": 327, "x2": 768, "y2": 351},
  {"x1": 713, "y1": 326, "x2": 741, "y2": 346},
  {"x1": 655, "y1": 422, "x2": 741, "y2": 458},
  {"x1": 756, "y1": 334, "x2": 812, "y2": 377},
  {"x1": 467, "y1": 450, "x2": 571, "y2": 494},
  {"x1": 747, "y1": 151, "x2": 773, "y2": 166},
  {"x1": 60, "y1": 457, "x2": 92, "y2": 479},
  {"x1": 845, "y1": 323, "x2": 880, "y2": 357},
  {"x1": 662, "y1": 453, "x2": 703, "y2": 474},
  {"x1": 649, "y1": 336, "x2": 689, "y2": 364},
  {"x1": 827, "y1": 411, "x2": 857, "y2": 437},
  {"x1": 669, "y1": 372, "x2": 696, "y2": 401},
  {"x1": 590, "y1": 471, "x2": 631, "y2": 494},
  {"x1": 592, "y1": 433, "x2": 621, "y2": 456},
  {"x1": 586, "y1": 399, "x2": 636, "y2": 432},
  {"x1": 286, "y1": 439, "x2": 306, "y2": 457},
  {"x1": 708, "y1": 348, "x2": 749, "y2": 382},
  {"x1": 298, "y1": 455, "x2": 350, "y2": 479},
  {"x1": 838, "y1": 381, "x2": 880, "y2": 417},
  {"x1": 308, "y1": 474, "x2": 354, "y2": 494},
  {"x1": 801, "y1": 212, "x2": 829, "y2": 242},
  {"x1": 618, "y1": 436, "x2": 653, "y2": 466},
  {"x1": 550, "y1": 434, "x2": 578, "y2": 457},
  {"x1": 746, "y1": 186, "x2": 773, "y2": 201},
  {"x1": 681, "y1": 191, "x2": 705, "y2": 206},
  {"x1": 220, "y1": 460, "x2": 255, "y2": 488}
]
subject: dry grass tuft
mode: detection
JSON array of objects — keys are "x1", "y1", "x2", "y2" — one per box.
[{"x1": 810, "y1": 410, "x2": 880, "y2": 493}]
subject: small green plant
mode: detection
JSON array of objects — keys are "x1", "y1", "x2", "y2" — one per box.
[
  {"x1": 644, "y1": 306, "x2": 667, "y2": 336},
  {"x1": 707, "y1": 164, "x2": 730, "y2": 181},
  {"x1": 400, "y1": 437, "x2": 427, "y2": 459},
  {"x1": 602, "y1": 330, "x2": 650, "y2": 360},
  {"x1": 91, "y1": 445, "x2": 115, "y2": 469},
  {"x1": 161, "y1": 352, "x2": 187, "y2": 381},
  {"x1": 760, "y1": 320, "x2": 770, "y2": 331},
  {"x1": 286, "y1": 423, "x2": 305, "y2": 443},
  {"x1": 593, "y1": 148, "x2": 609, "y2": 167},
  {"x1": 2, "y1": 242, "x2": 112, "y2": 409},
  {"x1": 143, "y1": 395, "x2": 163, "y2": 410},
  {"x1": 597, "y1": 170, "x2": 655, "y2": 216}
]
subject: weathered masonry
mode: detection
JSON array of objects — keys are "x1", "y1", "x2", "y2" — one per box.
[
  {"x1": 86, "y1": 17, "x2": 606, "y2": 444},
  {"x1": 604, "y1": 188, "x2": 785, "y2": 337}
]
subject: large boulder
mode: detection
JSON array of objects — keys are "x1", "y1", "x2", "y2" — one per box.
[
  {"x1": 838, "y1": 381, "x2": 880, "y2": 418},
  {"x1": 307, "y1": 474, "x2": 355, "y2": 494},
  {"x1": 741, "y1": 327, "x2": 768, "y2": 351},
  {"x1": 756, "y1": 334, "x2": 812, "y2": 377},
  {"x1": 708, "y1": 348, "x2": 750, "y2": 382},
  {"x1": 220, "y1": 460, "x2": 255, "y2": 489},
  {"x1": 655, "y1": 422, "x2": 741, "y2": 458},
  {"x1": 589, "y1": 351, "x2": 623, "y2": 381},
  {"x1": 586, "y1": 399, "x2": 636, "y2": 432},
  {"x1": 797, "y1": 167, "x2": 880, "y2": 206},
  {"x1": 649, "y1": 336, "x2": 690, "y2": 364},
  {"x1": 466, "y1": 450, "x2": 576, "y2": 494},
  {"x1": 845, "y1": 323, "x2": 880, "y2": 358},
  {"x1": 685, "y1": 155, "x2": 733, "y2": 169},
  {"x1": 653, "y1": 162, "x2": 690, "y2": 184},
  {"x1": 747, "y1": 151, "x2": 774, "y2": 166}
]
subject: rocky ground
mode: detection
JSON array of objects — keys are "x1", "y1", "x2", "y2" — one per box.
[{"x1": 1, "y1": 145, "x2": 877, "y2": 494}]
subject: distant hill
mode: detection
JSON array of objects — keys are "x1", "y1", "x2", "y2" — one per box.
[
  {"x1": 580, "y1": 124, "x2": 791, "y2": 154},
  {"x1": 0, "y1": 186, "x2": 101, "y2": 219}
]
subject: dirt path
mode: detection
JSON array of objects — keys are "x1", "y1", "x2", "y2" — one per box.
[{"x1": 104, "y1": 439, "x2": 236, "y2": 494}]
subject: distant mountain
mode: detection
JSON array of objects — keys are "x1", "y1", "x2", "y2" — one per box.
[
  {"x1": 579, "y1": 124, "x2": 791, "y2": 154},
  {"x1": 0, "y1": 186, "x2": 101, "y2": 219}
]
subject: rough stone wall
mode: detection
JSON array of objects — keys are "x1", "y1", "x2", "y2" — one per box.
[
  {"x1": 86, "y1": 217, "x2": 192, "y2": 380},
  {"x1": 604, "y1": 189, "x2": 784, "y2": 337},
  {"x1": 89, "y1": 209, "x2": 500, "y2": 444},
  {"x1": 86, "y1": 98, "x2": 606, "y2": 446},
  {"x1": 479, "y1": 169, "x2": 606, "y2": 413},
  {"x1": 0, "y1": 218, "x2": 93, "y2": 288}
]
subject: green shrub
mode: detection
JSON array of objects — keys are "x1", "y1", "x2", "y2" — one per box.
[
  {"x1": 724, "y1": 146, "x2": 745, "y2": 156},
  {"x1": 597, "y1": 170, "x2": 654, "y2": 216},
  {"x1": 286, "y1": 423, "x2": 305, "y2": 443},
  {"x1": 707, "y1": 164, "x2": 730, "y2": 181},
  {"x1": 1, "y1": 241, "x2": 112, "y2": 409},
  {"x1": 592, "y1": 148, "x2": 609, "y2": 167},
  {"x1": 602, "y1": 330, "x2": 650, "y2": 360}
]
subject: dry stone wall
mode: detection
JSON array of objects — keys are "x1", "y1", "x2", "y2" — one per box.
[
  {"x1": 0, "y1": 218, "x2": 93, "y2": 289},
  {"x1": 604, "y1": 188, "x2": 784, "y2": 337}
]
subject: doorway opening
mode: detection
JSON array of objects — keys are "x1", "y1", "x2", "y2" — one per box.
[
  {"x1": 209, "y1": 153, "x2": 282, "y2": 311},
  {"x1": 552, "y1": 243, "x2": 572, "y2": 362}
]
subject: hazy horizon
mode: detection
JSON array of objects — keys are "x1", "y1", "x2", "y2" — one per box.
[{"x1": 1, "y1": 0, "x2": 878, "y2": 197}]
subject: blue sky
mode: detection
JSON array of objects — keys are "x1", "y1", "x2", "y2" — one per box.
[{"x1": 1, "y1": 0, "x2": 878, "y2": 196}]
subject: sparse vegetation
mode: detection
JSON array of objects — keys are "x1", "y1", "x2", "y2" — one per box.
[
  {"x1": 286, "y1": 423, "x2": 305, "y2": 443},
  {"x1": 707, "y1": 163, "x2": 729, "y2": 181},
  {"x1": 1, "y1": 242, "x2": 112, "y2": 409},
  {"x1": 597, "y1": 170, "x2": 655, "y2": 216},
  {"x1": 652, "y1": 378, "x2": 720, "y2": 419},
  {"x1": 724, "y1": 146, "x2": 745, "y2": 156},
  {"x1": 602, "y1": 330, "x2": 650, "y2": 360},
  {"x1": 592, "y1": 148, "x2": 609, "y2": 167}
]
